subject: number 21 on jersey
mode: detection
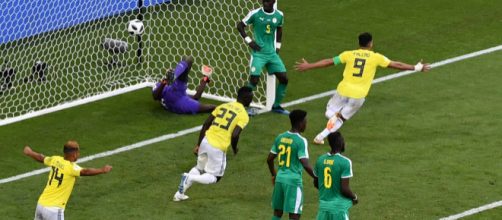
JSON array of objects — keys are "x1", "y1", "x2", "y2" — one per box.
[{"x1": 278, "y1": 144, "x2": 291, "y2": 167}]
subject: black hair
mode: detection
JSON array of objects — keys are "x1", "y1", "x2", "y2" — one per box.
[
  {"x1": 359, "y1": 32, "x2": 372, "y2": 47},
  {"x1": 237, "y1": 86, "x2": 253, "y2": 99},
  {"x1": 327, "y1": 131, "x2": 345, "y2": 151},
  {"x1": 289, "y1": 109, "x2": 307, "y2": 128}
]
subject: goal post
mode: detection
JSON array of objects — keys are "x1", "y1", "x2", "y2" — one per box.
[{"x1": 0, "y1": 0, "x2": 278, "y2": 126}]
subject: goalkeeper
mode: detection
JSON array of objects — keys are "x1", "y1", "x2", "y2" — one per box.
[{"x1": 152, "y1": 56, "x2": 216, "y2": 114}]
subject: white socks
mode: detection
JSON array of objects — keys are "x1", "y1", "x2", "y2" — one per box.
[
  {"x1": 189, "y1": 173, "x2": 217, "y2": 185},
  {"x1": 317, "y1": 116, "x2": 344, "y2": 140}
]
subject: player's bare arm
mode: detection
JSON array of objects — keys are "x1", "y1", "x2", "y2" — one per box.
[
  {"x1": 231, "y1": 126, "x2": 243, "y2": 155},
  {"x1": 196, "y1": 114, "x2": 215, "y2": 151},
  {"x1": 300, "y1": 158, "x2": 316, "y2": 179},
  {"x1": 388, "y1": 60, "x2": 431, "y2": 72},
  {"x1": 294, "y1": 58, "x2": 334, "y2": 72},
  {"x1": 23, "y1": 146, "x2": 45, "y2": 163},
  {"x1": 236, "y1": 21, "x2": 261, "y2": 51},
  {"x1": 275, "y1": 26, "x2": 282, "y2": 53},
  {"x1": 341, "y1": 178, "x2": 358, "y2": 205},
  {"x1": 80, "y1": 165, "x2": 113, "y2": 176},
  {"x1": 266, "y1": 153, "x2": 277, "y2": 185}
]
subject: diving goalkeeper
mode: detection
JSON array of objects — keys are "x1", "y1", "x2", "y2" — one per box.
[{"x1": 152, "y1": 56, "x2": 216, "y2": 114}]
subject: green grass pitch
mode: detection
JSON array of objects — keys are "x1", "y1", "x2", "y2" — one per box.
[{"x1": 1, "y1": 0, "x2": 502, "y2": 219}]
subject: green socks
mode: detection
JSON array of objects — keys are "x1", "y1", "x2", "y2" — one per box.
[{"x1": 273, "y1": 83, "x2": 287, "y2": 107}]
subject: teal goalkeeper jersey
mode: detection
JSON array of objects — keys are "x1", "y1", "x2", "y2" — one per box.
[
  {"x1": 315, "y1": 153, "x2": 354, "y2": 211},
  {"x1": 242, "y1": 8, "x2": 284, "y2": 54},
  {"x1": 270, "y1": 131, "x2": 309, "y2": 186}
]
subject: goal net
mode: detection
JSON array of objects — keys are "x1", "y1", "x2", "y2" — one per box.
[{"x1": 0, "y1": 0, "x2": 269, "y2": 125}]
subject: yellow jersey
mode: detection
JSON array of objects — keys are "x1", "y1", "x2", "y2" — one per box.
[
  {"x1": 38, "y1": 156, "x2": 82, "y2": 209},
  {"x1": 335, "y1": 49, "x2": 391, "y2": 98},
  {"x1": 205, "y1": 102, "x2": 249, "y2": 152}
]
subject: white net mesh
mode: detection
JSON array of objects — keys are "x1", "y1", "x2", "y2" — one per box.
[{"x1": 0, "y1": 0, "x2": 265, "y2": 122}]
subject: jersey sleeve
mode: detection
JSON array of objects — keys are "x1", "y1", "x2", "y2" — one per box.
[
  {"x1": 43, "y1": 156, "x2": 53, "y2": 167},
  {"x1": 270, "y1": 136, "x2": 279, "y2": 154},
  {"x1": 297, "y1": 137, "x2": 309, "y2": 159},
  {"x1": 69, "y1": 163, "x2": 82, "y2": 177},
  {"x1": 313, "y1": 157, "x2": 321, "y2": 177},
  {"x1": 236, "y1": 111, "x2": 249, "y2": 129},
  {"x1": 338, "y1": 51, "x2": 350, "y2": 64},
  {"x1": 242, "y1": 10, "x2": 256, "y2": 25},
  {"x1": 341, "y1": 158, "x2": 353, "y2": 178},
  {"x1": 278, "y1": 12, "x2": 284, "y2": 27},
  {"x1": 377, "y1": 53, "x2": 391, "y2": 68},
  {"x1": 211, "y1": 105, "x2": 221, "y2": 117}
]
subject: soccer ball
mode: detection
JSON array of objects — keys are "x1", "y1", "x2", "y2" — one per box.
[{"x1": 127, "y1": 19, "x2": 144, "y2": 35}]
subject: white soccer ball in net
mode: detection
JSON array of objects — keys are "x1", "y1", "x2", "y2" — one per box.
[{"x1": 127, "y1": 19, "x2": 144, "y2": 35}]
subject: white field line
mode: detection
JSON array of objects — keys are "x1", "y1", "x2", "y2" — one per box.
[
  {"x1": 439, "y1": 200, "x2": 502, "y2": 220},
  {"x1": 1, "y1": 44, "x2": 502, "y2": 219},
  {"x1": 0, "y1": 82, "x2": 152, "y2": 127},
  {"x1": 1, "y1": 44, "x2": 501, "y2": 219},
  {"x1": 0, "y1": 125, "x2": 201, "y2": 184},
  {"x1": 2, "y1": 45, "x2": 502, "y2": 184}
]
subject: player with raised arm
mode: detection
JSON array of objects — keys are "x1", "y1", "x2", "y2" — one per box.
[
  {"x1": 152, "y1": 56, "x2": 216, "y2": 114},
  {"x1": 314, "y1": 132, "x2": 358, "y2": 220},
  {"x1": 237, "y1": 0, "x2": 289, "y2": 115},
  {"x1": 295, "y1": 32, "x2": 431, "y2": 144},
  {"x1": 173, "y1": 86, "x2": 253, "y2": 201},
  {"x1": 267, "y1": 109, "x2": 317, "y2": 220},
  {"x1": 23, "y1": 140, "x2": 112, "y2": 220}
]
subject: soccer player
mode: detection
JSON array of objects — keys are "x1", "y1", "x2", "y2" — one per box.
[
  {"x1": 173, "y1": 86, "x2": 253, "y2": 201},
  {"x1": 295, "y1": 32, "x2": 431, "y2": 144},
  {"x1": 266, "y1": 109, "x2": 317, "y2": 220},
  {"x1": 23, "y1": 140, "x2": 112, "y2": 220},
  {"x1": 314, "y1": 132, "x2": 358, "y2": 220},
  {"x1": 237, "y1": 0, "x2": 289, "y2": 115},
  {"x1": 152, "y1": 56, "x2": 216, "y2": 114}
]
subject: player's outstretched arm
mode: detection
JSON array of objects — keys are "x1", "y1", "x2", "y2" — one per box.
[
  {"x1": 231, "y1": 126, "x2": 243, "y2": 155},
  {"x1": 80, "y1": 165, "x2": 112, "y2": 176},
  {"x1": 266, "y1": 153, "x2": 277, "y2": 185},
  {"x1": 300, "y1": 158, "x2": 317, "y2": 179},
  {"x1": 295, "y1": 58, "x2": 334, "y2": 72},
  {"x1": 341, "y1": 178, "x2": 358, "y2": 205},
  {"x1": 152, "y1": 79, "x2": 167, "y2": 101},
  {"x1": 23, "y1": 146, "x2": 45, "y2": 163},
  {"x1": 388, "y1": 60, "x2": 431, "y2": 72},
  {"x1": 236, "y1": 21, "x2": 261, "y2": 51}
]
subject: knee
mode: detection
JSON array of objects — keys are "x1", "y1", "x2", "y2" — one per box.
[{"x1": 277, "y1": 75, "x2": 288, "y2": 85}]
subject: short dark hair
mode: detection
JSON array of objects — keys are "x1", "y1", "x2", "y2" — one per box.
[
  {"x1": 327, "y1": 131, "x2": 345, "y2": 151},
  {"x1": 289, "y1": 109, "x2": 307, "y2": 128},
  {"x1": 358, "y1": 32, "x2": 372, "y2": 47},
  {"x1": 237, "y1": 86, "x2": 253, "y2": 99}
]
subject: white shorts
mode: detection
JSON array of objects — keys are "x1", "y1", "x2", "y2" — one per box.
[
  {"x1": 34, "y1": 204, "x2": 64, "y2": 220},
  {"x1": 196, "y1": 138, "x2": 227, "y2": 177},
  {"x1": 325, "y1": 91, "x2": 365, "y2": 120}
]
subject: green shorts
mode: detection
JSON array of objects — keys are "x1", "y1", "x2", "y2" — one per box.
[
  {"x1": 271, "y1": 182, "x2": 303, "y2": 214},
  {"x1": 316, "y1": 209, "x2": 350, "y2": 220},
  {"x1": 249, "y1": 52, "x2": 286, "y2": 76}
]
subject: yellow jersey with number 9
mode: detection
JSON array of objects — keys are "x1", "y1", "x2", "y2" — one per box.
[
  {"x1": 336, "y1": 49, "x2": 391, "y2": 99},
  {"x1": 38, "y1": 156, "x2": 82, "y2": 209},
  {"x1": 206, "y1": 102, "x2": 249, "y2": 152}
]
